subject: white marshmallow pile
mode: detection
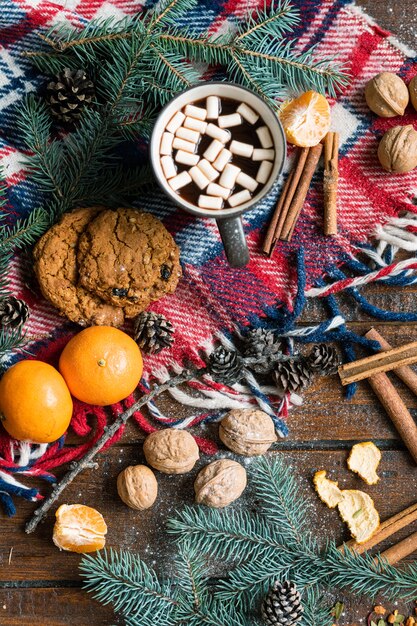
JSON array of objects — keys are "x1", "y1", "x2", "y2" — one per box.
[{"x1": 160, "y1": 96, "x2": 275, "y2": 209}]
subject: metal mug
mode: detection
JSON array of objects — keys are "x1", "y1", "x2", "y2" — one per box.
[{"x1": 150, "y1": 82, "x2": 286, "y2": 268}]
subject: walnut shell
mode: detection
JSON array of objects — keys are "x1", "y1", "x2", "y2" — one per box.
[
  {"x1": 194, "y1": 459, "x2": 247, "y2": 508},
  {"x1": 143, "y1": 429, "x2": 199, "y2": 474},
  {"x1": 219, "y1": 408, "x2": 277, "y2": 456},
  {"x1": 117, "y1": 464, "x2": 158, "y2": 510},
  {"x1": 409, "y1": 76, "x2": 417, "y2": 112},
  {"x1": 365, "y1": 72, "x2": 409, "y2": 117},
  {"x1": 377, "y1": 125, "x2": 417, "y2": 173}
]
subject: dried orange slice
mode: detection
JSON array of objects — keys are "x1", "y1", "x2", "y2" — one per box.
[
  {"x1": 280, "y1": 91, "x2": 331, "y2": 147},
  {"x1": 53, "y1": 504, "x2": 107, "y2": 553}
]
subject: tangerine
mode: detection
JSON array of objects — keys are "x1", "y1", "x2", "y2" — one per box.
[
  {"x1": 53, "y1": 504, "x2": 107, "y2": 553},
  {"x1": 0, "y1": 360, "x2": 73, "y2": 443},
  {"x1": 59, "y1": 326, "x2": 143, "y2": 406},
  {"x1": 280, "y1": 90, "x2": 331, "y2": 147}
]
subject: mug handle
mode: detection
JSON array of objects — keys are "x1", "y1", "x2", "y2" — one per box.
[{"x1": 216, "y1": 216, "x2": 250, "y2": 268}]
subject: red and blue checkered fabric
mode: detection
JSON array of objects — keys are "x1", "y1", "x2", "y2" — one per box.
[{"x1": 0, "y1": 0, "x2": 417, "y2": 514}]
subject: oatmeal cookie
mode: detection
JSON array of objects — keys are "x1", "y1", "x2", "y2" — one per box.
[
  {"x1": 34, "y1": 207, "x2": 124, "y2": 327},
  {"x1": 77, "y1": 208, "x2": 181, "y2": 317}
]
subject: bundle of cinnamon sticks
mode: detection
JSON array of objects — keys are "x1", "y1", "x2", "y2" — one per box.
[{"x1": 262, "y1": 131, "x2": 339, "y2": 255}]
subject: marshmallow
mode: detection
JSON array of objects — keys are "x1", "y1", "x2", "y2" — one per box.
[
  {"x1": 197, "y1": 159, "x2": 219, "y2": 182},
  {"x1": 204, "y1": 139, "x2": 224, "y2": 162},
  {"x1": 256, "y1": 160, "x2": 273, "y2": 184},
  {"x1": 228, "y1": 189, "x2": 252, "y2": 207},
  {"x1": 198, "y1": 195, "x2": 223, "y2": 209},
  {"x1": 161, "y1": 156, "x2": 177, "y2": 179},
  {"x1": 206, "y1": 96, "x2": 220, "y2": 119},
  {"x1": 169, "y1": 171, "x2": 192, "y2": 191},
  {"x1": 205, "y1": 123, "x2": 231, "y2": 144},
  {"x1": 184, "y1": 104, "x2": 207, "y2": 120},
  {"x1": 212, "y1": 148, "x2": 232, "y2": 171},
  {"x1": 175, "y1": 150, "x2": 200, "y2": 166},
  {"x1": 172, "y1": 137, "x2": 196, "y2": 153},
  {"x1": 184, "y1": 116, "x2": 207, "y2": 133},
  {"x1": 253, "y1": 148, "x2": 275, "y2": 161},
  {"x1": 219, "y1": 163, "x2": 240, "y2": 189},
  {"x1": 166, "y1": 111, "x2": 185, "y2": 134},
  {"x1": 160, "y1": 132, "x2": 174, "y2": 156},
  {"x1": 207, "y1": 183, "x2": 231, "y2": 200},
  {"x1": 230, "y1": 140, "x2": 254, "y2": 158},
  {"x1": 237, "y1": 103, "x2": 259, "y2": 125},
  {"x1": 218, "y1": 113, "x2": 242, "y2": 128},
  {"x1": 236, "y1": 171, "x2": 258, "y2": 192},
  {"x1": 256, "y1": 125, "x2": 274, "y2": 149},
  {"x1": 189, "y1": 165, "x2": 210, "y2": 190},
  {"x1": 176, "y1": 126, "x2": 200, "y2": 143}
]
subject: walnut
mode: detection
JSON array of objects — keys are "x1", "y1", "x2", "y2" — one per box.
[
  {"x1": 410, "y1": 76, "x2": 417, "y2": 112},
  {"x1": 219, "y1": 408, "x2": 277, "y2": 456},
  {"x1": 365, "y1": 72, "x2": 409, "y2": 117},
  {"x1": 194, "y1": 459, "x2": 247, "y2": 508},
  {"x1": 117, "y1": 464, "x2": 158, "y2": 510},
  {"x1": 143, "y1": 429, "x2": 199, "y2": 474},
  {"x1": 378, "y1": 125, "x2": 417, "y2": 173}
]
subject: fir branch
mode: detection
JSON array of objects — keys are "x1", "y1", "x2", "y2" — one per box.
[
  {"x1": 235, "y1": 0, "x2": 300, "y2": 41},
  {"x1": 251, "y1": 456, "x2": 307, "y2": 544},
  {"x1": 150, "y1": 0, "x2": 198, "y2": 28},
  {"x1": 0, "y1": 208, "x2": 51, "y2": 252},
  {"x1": 300, "y1": 586, "x2": 333, "y2": 626},
  {"x1": 80, "y1": 549, "x2": 178, "y2": 626}
]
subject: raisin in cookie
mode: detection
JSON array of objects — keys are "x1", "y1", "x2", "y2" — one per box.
[
  {"x1": 77, "y1": 208, "x2": 181, "y2": 317},
  {"x1": 34, "y1": 207, "x2": 124, "y2": 327}
]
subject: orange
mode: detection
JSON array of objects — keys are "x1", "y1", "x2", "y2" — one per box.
[
  {"x1": 59, "y1": 326, "x2": 143, "y2": 406},
  {"x1": 0, "y1": 360, "x2": 73, "y2": 443},
  {"x1": 53, "y1": 504, "x2": 107, "y2": 553},
  {"x1": 280, "y1": 90, "x2": 331, "y2": 147}
]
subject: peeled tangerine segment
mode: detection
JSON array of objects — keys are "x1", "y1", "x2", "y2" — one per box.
[
  {"x1": 347, "y1": 441, "x2": 381, "y2": 485},
  {"x1": 337, "y1": 490, "x2": 380, "y2": 544},
  {"x1": 313, "y1": 470, "x2": 343, "y2": 508},
  {"x1": 53, "y1": 504, "x2": 107, "y2": 553},
  {"x1": 280, "y1": 90, "x2": 331, "y2": 147}
]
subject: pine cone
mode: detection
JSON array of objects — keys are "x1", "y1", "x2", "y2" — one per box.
[
  {"x1": 261, "y1": 581, "x2": 303, "y2": 626},
  {"x1": 308, "y1": 344, "x2": 340, "y2": 375},
  {"x1": 134, "y1": 311, "x2": 174, "y2": 354},
  {"x1": 46, "y1": 68, "x2": 95, "y2": 125},
  {"x1": 273, "y1": 359, "x2": 313, "y2": 394},
  {"x1": 0, "y1": 296, "x2": 30, "y2": 329},
  {"x1": 208, "y1": 346, "x2": 244, "y2": 385},
  {"x1": 244, "y1": 328, "x2": 283, "y2": 374}
]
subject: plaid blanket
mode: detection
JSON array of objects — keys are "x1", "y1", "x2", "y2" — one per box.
[{"x1": 0, "y1": 0, "x2": 416, "y2": 514}]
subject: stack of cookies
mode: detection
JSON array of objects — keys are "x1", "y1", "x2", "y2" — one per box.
[{"x1": 34, "y1": 207, "x2": 181, "y2": 327}]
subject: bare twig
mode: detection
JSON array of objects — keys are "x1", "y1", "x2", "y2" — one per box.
[
  {"x1": 25, "y1": 350, "x2": 300, "y2": 533},
  {"x1": 25, "y1": 366, "x2": 201, "y2": 533}
]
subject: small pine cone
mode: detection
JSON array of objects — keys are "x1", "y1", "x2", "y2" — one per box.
[
  {"x1": 273, "y1": 359, "x2": 313, "y2": 394},
  {"x1": 261, "y1": 581, "x2": 303, "y2": 626},
  {"x1": 0, "y1": 296, "x2": 30, "y2": 329},
  {"x1": 46, "y1": 68, "x2": 95, "y2": 125},
  {"x1": 308, "y1": 344, "x2": 340, "y2": 375},
  {"x1": 134, "y1": 311, "x2": 174, "y2": 354},
  {"x1": 208, "y1": 346, "x2": 244, "y2": 385},
  {"x1": 244, "y1": 328, "x2": 283, "y2": 374}
]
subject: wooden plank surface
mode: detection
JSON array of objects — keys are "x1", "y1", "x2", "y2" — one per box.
[{"x1": 2, "y1": 1, "x2": 417, "y2": 624}]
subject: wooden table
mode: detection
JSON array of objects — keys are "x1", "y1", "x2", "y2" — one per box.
[{"x1": 1, "y1": 2, "x2": 417, "y2": 624}]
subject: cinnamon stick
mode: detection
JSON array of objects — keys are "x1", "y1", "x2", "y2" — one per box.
[
  {"x1": 365, "y1": 328, "x2": 417, "y2": 396},
  {"x1": 262, "y1": 148, "x2": 309, "y2": 255},
  {"x1": 280, "y1": 143, "x2": 323, "y2": 241},
  {"x1": 323, "y1": 131, "x2": 339, "y2": 236},
  {"x1": 367, "y1": 372, "x2": 417, "y2": 464},
  {"x1": 338, "y1": 340, "x2": 417, "y2": 386},
  {"x1": 379, "y1": 530, "x2": 417, "y2": 565},
  {"x1": 342, "y1": 501, "x2": 417, "y2": 555}
]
